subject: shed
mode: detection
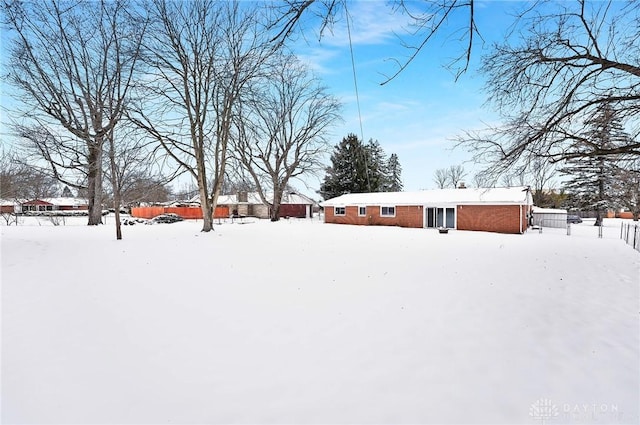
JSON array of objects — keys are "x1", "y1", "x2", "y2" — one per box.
[
  {"x1": 320, "y1": 186, "x2": 534, "y2": 234},
  {"x1": 0, "y1": 199, "x2": 19, "y2": 214},
  {"x1": 531, "y1": 207, "x2": 567, "y2": 229}
]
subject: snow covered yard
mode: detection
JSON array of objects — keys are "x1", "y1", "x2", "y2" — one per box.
[{"x1": 1, "y1": 217, "x2": 638, "y2": 424}]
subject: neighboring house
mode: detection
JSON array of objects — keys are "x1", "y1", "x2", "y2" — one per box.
[
  {"x1": 48, "y1": 197, "x2": 89, "y2": 211},
  {"x1": 195, "y1": 191, "x2": 316, "y2": 219},
  {"x1": 0, "y1": 199, "x2": 20, "y2": 214},
  {"x1": 132, "y1": 191, "x2": 317, "y2": 220},
  {"x1": 320, "y1": 186, "x2": 534, "y2": 234},
  {"x1": 20, "y1": 199, "x2": 55, "y2": 212},
  {"x1": 20, "y1": 197, "x2": 89, "y2": 212}
]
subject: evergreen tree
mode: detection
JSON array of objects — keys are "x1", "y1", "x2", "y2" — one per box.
[
  {"x1": 61, "y1": 186, "x2": 74, "y2": 198},
  {"x1": 364, "y1": 139, "x2": 387, "y2": 192},
  {"x1": 320, "y1": 135, "x2": 404, "y2": 198},
  {"x1": 320, "y1": 134, "x2": 370, "y2": 199},
  {"x1": 561, "y1": 103, "x2": 630, "y2": 225},
  {"x1": 386, "y1": 153, "x2": 403, "y2": 191}
]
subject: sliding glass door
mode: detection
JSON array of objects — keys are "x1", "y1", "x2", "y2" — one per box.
[{"x1": 425, "y1": 207, "x2": 455, "y2": 228}]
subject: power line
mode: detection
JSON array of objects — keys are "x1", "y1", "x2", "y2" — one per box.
[{"x1": 344, "y1": 4, "x2": 371, "y2": 192}]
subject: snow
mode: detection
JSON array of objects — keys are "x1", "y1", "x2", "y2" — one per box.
[
  {"x1": 321, "y1": 186, "x2": 533, "y2": 207},
  {"x1": 41, "y1": 197, "x2": 89, "y2": 206},
  {"x1": 532, "y1": 206, "x2": 568, "y2": 214},
  {"x1": 2, "y1": 216, "x2": 639, "y2": 424},
  {"x1": 190, "y1": 192, "x2": 316, "y2": 206}
]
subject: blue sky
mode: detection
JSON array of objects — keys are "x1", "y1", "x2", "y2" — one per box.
[
  {"x1": 289, "y1": 0, "x2": 517, "y2": 193},
  {"x1": 0, "y1": 0, "x2": 519, "y2": 198}
]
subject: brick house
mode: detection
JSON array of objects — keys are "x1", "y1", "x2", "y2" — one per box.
[
  {"x1": 0, "y1": 199, "x2": 19, "y2": 214},
  {"x1": 133, "y1": 191, "x2": 317, "y2": 220},
  {"x1": 320, "y1": 187, "x2": 533, "y2": 234},
  {"x1": 216, "y1": 191, "x2": 316, "y2": 219},
  {"x1": 20, "y1": 198, "x2": 89, "y2": 212}
]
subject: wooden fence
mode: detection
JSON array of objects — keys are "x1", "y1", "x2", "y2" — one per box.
[{"x1": 131, "y1": 206, "x2": 230, "y2": 220}]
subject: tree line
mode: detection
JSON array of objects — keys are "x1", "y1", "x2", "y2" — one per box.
[
  {"x1": 430, "y1": 102, "x2": 640, "y2": 222},
  {"x1": 1, "y1": 0, "x2": 342, "y2": 238},
  {"x1": 3, "y1": 0, "x2": 640, "y2": 236}
]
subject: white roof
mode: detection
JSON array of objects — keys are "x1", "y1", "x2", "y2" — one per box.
[
  {"x1": 320, "y1": 187, "x2": 533, "y2": 207},
  {"x1": 0, "y1": 199, "x2": 18, "y2": 206},
  {"x1": 191, "y1": 192, "x2": 315, "y2": 206},
  {"x1": 42, "y1": 197, "x2": 89, "y2": 206},
  {"x1": 532, "y1": 207, "x2": 567, "y2": 214}
]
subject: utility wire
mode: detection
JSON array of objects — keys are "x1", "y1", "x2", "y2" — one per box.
[{"x1": 345, "y1": 4, "x2": 371, "y2": 192}]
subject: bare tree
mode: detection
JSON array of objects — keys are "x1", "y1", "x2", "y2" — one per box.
[
  {"x1": 611, "y1": 159, "x2": 640, "y2": 221},
  {"x1": 107, "y1": 128, "x2": 173, "y2": 207},
  {"x1": 269, "y1": 0, "x2": 342, "y2": 44},
  {"x1": 129, "y1": 0, "x2": 276, "y2": 232},
  {"x1": 458, "y1": 1, "x2": 640, "y2": 179},
  {"x1": 103, "y1": 123, "x2": 171, "y2": 237},
  {"x1": 270, "y1": 0, "x2": 479, "y2": 81},
  {"x1": 433, "y1": 165, "x2": 466, "y2": 188},
  {"x1": 1, "y1": 147, "x2": 59, "y2": 225},
  {"x1": 433, "y1": 168, "x2": 449, "y2": 189},
  {"x1": 274, "y1": 1, "x2": 640, "y2": 187},
  {"x1": 3, "y1": 0, "x2": 146, "y2": 227},
  {"x1": 528, "y1": 158, "x2": 557, "y2": 207},
  {"x1": 0, "y1": 148, "x2": 59, "y2": 200},
  {"x1": 472, "y1": 172, "x2": 494, "y2": 189},
  {"x1": 234, "y1": 54, "x2": 341, "y2": 221},
  {"x1": 447, "y1": 164, "x2": 467, "y2": 188},
  {"x1": 221, "y1": 166, "x2": 258, "y2": 196}
]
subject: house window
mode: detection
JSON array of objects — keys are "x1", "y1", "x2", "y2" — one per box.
[
  {"x1": 358, "y1": 206, "x2": 366, "y2": 216},
  {"x1": 380, "y1": 206, "x2": 395, "y2": 217},
  {"x1": 334, "y1": 207, "x2": 346, "y2": 216}
]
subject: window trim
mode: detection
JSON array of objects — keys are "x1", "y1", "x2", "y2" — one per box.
[
  {"x1": 334, "y1": 206, "x2": 346, "y2": 216},
  {"x1": 358, "y1": 206, "x2": 366, "y2": 216},
  {"x1": 380, "y1": 206, "x2": 396, "y2": 217}
]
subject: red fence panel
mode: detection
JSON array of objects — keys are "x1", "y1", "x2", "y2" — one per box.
[
  {"x1": 130, "y1": 206, "x2": 230, "y2": 220},
  {"x1": 165, "y1": 207, "x2": 203, "y2": 219},
  {"x1": 213, "y1": 206, "x2": 230, "y2": 219},
  {"x1": 131, "y1": 206, "x2": 165, "y2": 219}
]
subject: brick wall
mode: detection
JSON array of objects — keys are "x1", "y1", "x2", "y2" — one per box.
[
  {"x1": 325, "y1": 205, "x2": 423, "y2": 228},
  {"x1": 394, "y1": 206, "x2": 423, "y2": 227},
  {"x1": 456, "y1": 204, "x2": 526, "y2": 234},
  {"x1": 325, "y1": 203, "x2": 530, "y2": 234}
]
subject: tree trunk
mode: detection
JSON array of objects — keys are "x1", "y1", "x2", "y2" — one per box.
[
  {"x1": 201, "y1": 203, "x2": 213, "y2": 231},
  {"x1": 594, "y1": 210, "x2": 603, "y2": 226},
  {"x1": 113, "y1": 199, "x2": 122, "y2": 239},
  {"x1": 211, "y1": 178, "x2": 224, "y2": 226},
  {"x1": 87, "y1": 145, "x2": 103, "y2": 225},
  {"x1": 195, "y1": 153, "x2": 213, "y2": 232},
  {"x1": 108, "y1": 134, "x2": 122, "y2": 240},
  {"x1": 271, "y1": 189, "x2": 282, "y2": 221},
  {"x1": 199, "y1": 185, "x2": 213, "y2": 232},
  {"x1": 595, "y1": 165, "x2": 605, "y2": 227}
]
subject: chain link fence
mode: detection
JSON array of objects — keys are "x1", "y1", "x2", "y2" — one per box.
[{"x1": 620, "y1": 222, "x2": 640, "y2": 252}]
